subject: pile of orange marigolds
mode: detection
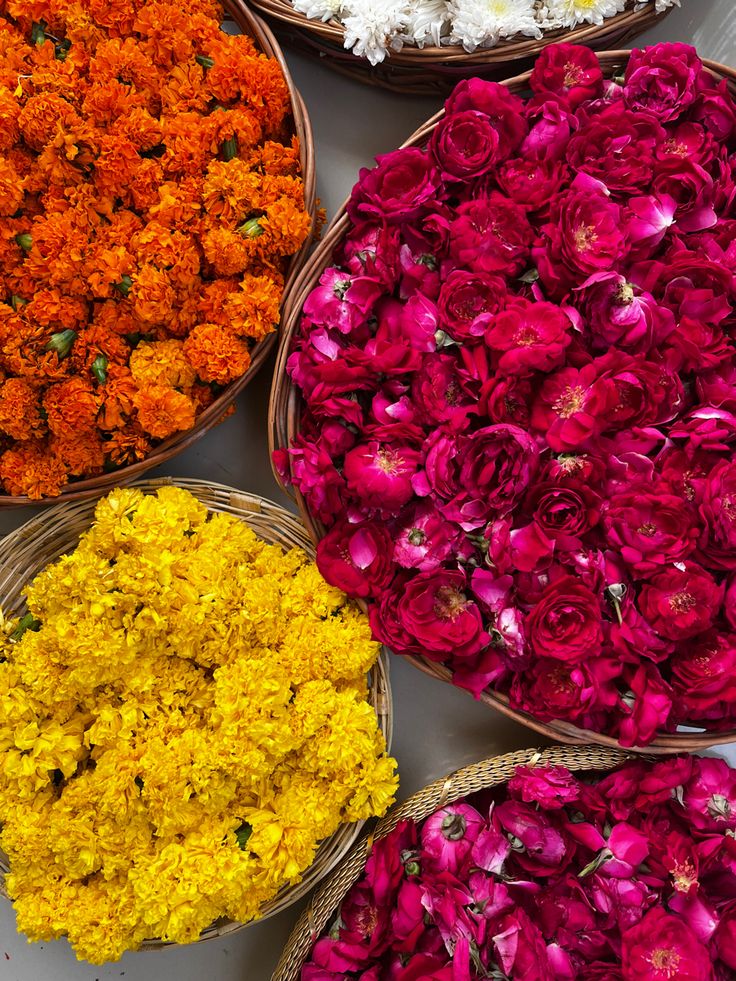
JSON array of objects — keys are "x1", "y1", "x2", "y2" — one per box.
[{"x1": 0, "y1": 0, "x2": 311, "y2": 498}]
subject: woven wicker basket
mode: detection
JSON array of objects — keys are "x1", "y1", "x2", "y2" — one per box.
[
  {"x1": 271, "y1": 743, "x2": 636, "y2": 980},
  {"x1": 250, "y1": 0, "x2": 673, "y2": 96},
  {"x1": 269, "y1": 50, "x2": 736, "y2": 755},
  {"x1": 0, "y1": 1, "x2": 316, "y2": 509},
  {"x1": 0, "y1": 477, "x2": 393, "y2": 948}
]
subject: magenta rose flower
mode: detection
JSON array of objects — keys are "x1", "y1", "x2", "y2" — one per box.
[
  {"x1": 682, "y1": 757, "x2": 736, "y2": 833},
  {"x1": 571, "y1": 272, "x2": 675, "y2": 353},
  {"x1": 530, "y1": 363, "x2": 613, "y2": 452},
  {"x1": 303, "y1": 267, "x2": 384, "y2": 334},
  {"x1": 395, "y1": 568, "x2": 485, "y2": 660},
  {"x1": 535, "y1": 185, "x2": 626, "y2": 298},
  {"x1": 619, "y1": 663, "x2": 673, "y2": 747},
  {"x1": 699, "y1": 459, "x2": 736, "y2": 570},
  {"x1": 443, "y1": 78, "x2": 527, "y2": 159},
  {"x1": 392, "y1": 502, "x2": 459, "y2": 572},
  {"x1": 449, "y1": 193, "x2": 533, "y2": 277},
  {"x1": 480, "y1": 373, "x2": 533, "y2": 428},
  {"x1": 602, "y1": 485, "x2": 698, "y2": 577},
  {"x1": 410, "y1": 354, "x2": 477, "y2": 431},
  {"x1": 621, "y1": 908, "x2": 713, "y2": 981},
  {"x1": 316, "y1": 519, "x2": 394, "y2": 599},
  {"x1": 348, "y1": 147, "x2": 440, "y2": 224},
  {"x1": 496, "y1": 157, "x2": 569, "y2": 214},
  {"x1": 453, "y1": 424, "x2": 539, "y2": 525},
  {"x1": 715, "y1": 902, "x2": 736, "y2": 971},
  {"x1": 508, "y1": 764, "x2": 581, "y2": 810},
  {"x1": 527, "y1": 575, "x2": 603, "y2": 663},
  {"x1": 436, "y1": 269, "x2": 506, "y2": 341},
  {"x1": 671, "y1": 632, "x2": 736, "y2": 715},
  {"x1": 638, "y1": 564, "x2": 723, "y2": 640},
  {"x1": 420, "y1": 802, "x2": 484, "y2": 874},
  {"x1": 429, "y1": 110, "x2": 500, "y2": 182},
  {"x1": 526, "y1": 480, "x2": 601, "y2": 545},
  {"x1": 623, "y1": 43, "x2": 707, "y2": 122},
  {"x1": 343, "y1": 441, "x2": 420, "y2": 512},
  {"x1": 529, "y1": 43, "x2": 604, "y2": 108},
  {"x1": 566, "y1": 104, "x2": 663, "y2": 193},
  {"x1": 483, "y1": 297, "x2": 572, "y2": 376}
]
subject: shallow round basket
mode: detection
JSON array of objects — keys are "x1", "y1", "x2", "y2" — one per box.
[
  {"x1": 271, "y1": 743, "x2": 635, "y2": 980},
  {"x1": 269, "y1": 50, "x2": 736, "y2": 756},
  {"x1": 0, "y1": 1, "x2": 316, "y2": 509},
  {"x1": 250, "y1": 0, "x2": 673, "y2": 96},
  {"x1": 0, "y1": 476, "x2": 393, "y2": 948}
]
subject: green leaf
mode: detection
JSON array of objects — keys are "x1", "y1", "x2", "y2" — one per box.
[
  {"x1": 9, "y1": 613, "x2": 42, "y2": 642},
  {"x1": 91, "y1": 354, "x2": 108, "y2": 384},
  {"x1": 113, "y1": 274, "x2": 133, "y2": 297},
  {"x1": 235, "y1": 822, "x2": 252, "y2": 850},
  {"x1": 44, "y1": 329, "x2": 77, "y2": 358},
  {"x1": 221, "y1": 136, "x2": 238, "y2": 161},
  {"x1": 54, "y1": 38, "x2": 71, "y2": 61}
]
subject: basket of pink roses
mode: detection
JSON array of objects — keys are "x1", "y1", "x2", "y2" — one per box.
[
  {"x1": 270, "y1": 42, "x2": 736, "y2": 753},
  {"x1": 272, "y1": 746, "x2": 736, "y2": 980}
]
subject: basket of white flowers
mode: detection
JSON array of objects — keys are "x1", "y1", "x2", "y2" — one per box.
[{"x1": 249, "y1": 0, "x2": 678, "y2": 95}]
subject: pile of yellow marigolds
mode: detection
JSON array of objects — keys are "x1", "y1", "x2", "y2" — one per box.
[
  {"x1": 0, "y1": 0, "x2": 311, "y2": 497},
  {"x1": 0, "y1": 486, "x2": 397, "y2": 963}
]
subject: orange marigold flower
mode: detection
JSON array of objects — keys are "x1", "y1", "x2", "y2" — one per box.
[
  {"x1": 202, "y1": 227, "x2": 257, "y2": 278},
  {"x1": 103, "y1": 422, "x2": 151, "y2": 466},
  {"x1": 97, "y1": 363, "x2": 138, "y2": 431},
  {"x1": 209, "y1": 108, "x2": 263, "y2": 156},
  {"x1": 129, "y1": 339, "x2": 196, "y2": 390},
  {"x1": 0, "y1": 440, "x2": 68, "y2": 499},
  {"x1": 131, "y1": 264, "x2": 176, "y2": 324},
  {"x1": 43, "y1": 376, "x2": 99, "y2": 439},
  {"x1": 202, "y1": 159, "x2": 261, "y2": 222},
  {"x1": 133, "y1": 4, "x2": 192, "y2": 68},
  {"x1": 133, "y1": 383, "x2": 196, "y2": 440},
  {"x1": 0, "y1": 155, "x2": 24, "y2": 216},
  {"x1": 147, "y1": 178, "x2": 203, "y2": 228},
  {"x1": 160, "y1": 62, "x2": 208, "y2": 114},
  {"x1": 256, "y1": 137, "x2": 301, "y2": 178},
  {"x1": 92, "y1": 299, "x2": 144, "y2": 338},
  {"x1": 70, "y1": 325, "x2": 131, "y2": 373},
  {"x1": 51, "y1": 429, "x2": 106, "y2": 476},
  {"x1": 17, "y1": 93, "x2": 82, "y2": 152},
  {"x1": 0, "y1": 85, "x2": 20, "y2": 151},
  {"x1": 86, "y1": 0, "x2": 141, "y2": 40},
  {"x1": 86, "y1": 244, "x2": 137, "y2": 300},
  {"x1": 0, "y1": 378, "x2": 46, "y2": 441},
  {"x1": 183, "y1": 323, "x2": 252, "y2": 386},
  {"x1": 129, "y1": 158, "x2": 165, "y2": 212},
  {"x1": 113, "y1": 107, "x2": 163, "y2": 153},
  {"x1": 196, "y1": 278, "x2": 241, "y2": 326},
  {"x1": 258, "y1": 195, "x2": 312, "y2": 258},
  {"x1": 130, "y1": 222, "x2": 200, "y2": 288},
  {"x1": 94, "y1": 133, "x2": 142, "y2": 201},
  {"x1": 24, "y1": 289, "x2": 89, "y2": 330},
  {"x1": 224, "y1": 274, "x2": 281, "y2": 342}
]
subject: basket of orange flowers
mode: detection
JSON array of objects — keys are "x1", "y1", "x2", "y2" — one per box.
[{"x1": 0, "y1": 0, "x2": 316, "y2": 504}]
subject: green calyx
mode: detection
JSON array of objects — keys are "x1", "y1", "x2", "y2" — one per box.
[
  {"x1": 10, "y1": 613, "x2": 41, "y2": 642},
  {"x1": 91, "y1": 354, "x2": 108, "y2": 384},
  {"x1": 113, "y1": 274, "x2": 134, "y2": 296},
  {"x1": 221, "y1": 136, "x2": 238, "y2": 162},
  {"x1": 195, "y1": 54, "x2": 215, "y2": 69},
  {"x1": 15, "y1": 233, "x2": 32, "y2": 253},
  {"x1": 238, "y1": 217, "x2": 264, "y2": 239},
  {"x1": 45, "y1": 329, "x2": 77, "y2": 359}
]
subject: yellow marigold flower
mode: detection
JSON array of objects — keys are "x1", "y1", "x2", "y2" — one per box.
[{"x1": 0, "y1": 486, "x2": 397, "y2": 963}]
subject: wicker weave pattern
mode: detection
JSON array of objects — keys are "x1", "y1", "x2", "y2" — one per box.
[
  {"x1": 268, "y1": 51, "x2": 736, "y2": 754},
  {"x1": 249, "y1": 1, "x2": 673, "y2": 95},
  {"x1": 271, "y1": 744, "x2": 635, "y2": 980},
  {"x1": 0, "y1": 2, "x2": 317, "y2": 509},
  {"x1": 0, "y1": 477, "x2": 393, "y2": 948}
]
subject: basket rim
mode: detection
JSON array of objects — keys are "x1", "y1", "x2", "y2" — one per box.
[
  {"x1": 250, "y1": 0, "x2": 669, "y2": 66},
  {"x1": 0, "y1": 476, "x2": 394, "y2": 948},
  {"x1": 267, "y1": 48, "x2": 736, "y2": 755},
  {"x1": 270, "y1": 743, "x2": 641, "y2": 981},
  {"x1": 0, "y1": 1, "x2": 317, "y2": 509}
]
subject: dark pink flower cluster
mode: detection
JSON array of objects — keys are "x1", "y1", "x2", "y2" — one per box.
[
  {"x1": 278, "y1": 42, "x2": 736, "y2": 746},
  {"x1": 302, "y1": 757, "x2": 736, "y2": 981}
]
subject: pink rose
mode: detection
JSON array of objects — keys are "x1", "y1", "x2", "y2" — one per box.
[
  {"x1": 281, "y1": 436, "x2": 347, "y2": 524},
  {"x1": 454, "y1": 424, "x2": 539, "y2": 525},
  {"x1": 344, "y1": 441, "x2": 420, "y2": 512},
  {"x1": 496, "y1": 157, "x2": 569, "y2": 214},
  {"x1": 699, "y1": 459, "x2": 736, "y2": 570},
  {"x1": 443, "y1": 79, "x2": 527, "y2": 159},
  {"x1": 638, "y1": 564, "x2": 723, "y2": 640},
  {"x1": 449, "y1": 194, "x2": 533, "y2": 277},
  {"x1": 436, "y1": 269, "x2": 506, "y2": 341},
  {"x1": 527, "y1": 480, "x2": 601, "y2": 544},
  {"x1": 511, "y1": 657, "x2": 619, "y2": 725},
  {"x1": 410, "y1": 353, "x2": 477, "y2": 431},
  {"x1": 623, "y1": 43, "x2": 708, "y2": 122},
  {"x1": 531, "y1": 363, "x2": 612, "y2": 452},
  {"x1": 715, "y1": 902, "x2": 736, "y2": 971},
  {"x1": 671, "y1": 632, "x2": 736, "y2": 714},
  {"x1": 566, "y1": 103, "x2": 663, "y2": 193},
  {"x1": 618, "y1": 663, "x2": 672, "y2": 747},
  {"x1": 392, "y1": 502, "x2": 459, "y2": 572},
  {"x1": 529, "y1": 43, "x2": 604, "y2": 109},
  {"x1": 396, "y1": 568, "x2": 485, "y2": 660},
  {"x1": 420, "y1": 802, "x2": 484, "y2": 874},
  {"x1": 483, "y1": 297, "x2": 572, "y2": 376},
  {"x1": 683, "y1": 757, "x2": 736, "y2": 833},
  {"x1": 348, "y1": 147, "x2": 440, "y2": 224},
  {"x1": 316, "y1": 519, "x2": 395, "y2": 598},
  {"x1": 526, "y1": 575, "x2": 603, "y2": 663},
  {"x1": 621, "y1": 908, "x2": 713, "y2": 980},
  {"x1": 602, "y1": 485, "x2": 698, "y2": 577},
  {"x1": 429, "y1": 110, "x2": 500, "y2": 182},
  {"x1": 480, "y1": 374, "x2": 533, "y2": 427},
  {"x1": 508, "y1": 764, "x2": 581, "y2": 810},
  {"x1": 571, "y1": 272, "x2": 675, "y2": 353},
  {"x1": 303, "y1": 267, "x2": 384, "y2": 334}
]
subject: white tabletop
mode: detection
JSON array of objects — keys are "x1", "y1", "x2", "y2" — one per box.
[{"x1": 1, "y1": 2, "x2": 734, "y2": 978}]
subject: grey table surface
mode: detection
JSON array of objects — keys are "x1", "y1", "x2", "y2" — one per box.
[{"x1": 1, "y1": 2, "x2": 735, "y2": 978}]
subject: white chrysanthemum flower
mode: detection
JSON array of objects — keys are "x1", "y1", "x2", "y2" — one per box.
[
  {"x1": 448, "y1": 0, "x2": 540, "y2": 53},
  {"x1": 341, "y1": 0, "x2": 410, "y2": 63},
  {"x1": 655, "y1": 0, "x2": 680, "y2": 11},
  {"x1": 542, "y1": 0, "x2": 626, "y2": 28},
  {"x1": 293, "y1": 0, "x2": 344, "y2": 21},
  {"x1": 400, "y1": 0, "x2": 450, "y2": 48}
]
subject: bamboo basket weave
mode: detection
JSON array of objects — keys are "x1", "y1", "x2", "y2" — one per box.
[
  {"x1": 0, "y1": 1, "x2": 317, "y2": 509},
  {"x1": 271, "y1": 744, "x2": 636, "y2": 981},
  {"x1": 0, "y1": 477, "x2": 393, "y2": 948},
  {"x1": 249, "y1": 0, "x2": 674, "y2": 97},
  {"x1": 269, "y1": 51, "x2": 736, "y2": 756}
]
